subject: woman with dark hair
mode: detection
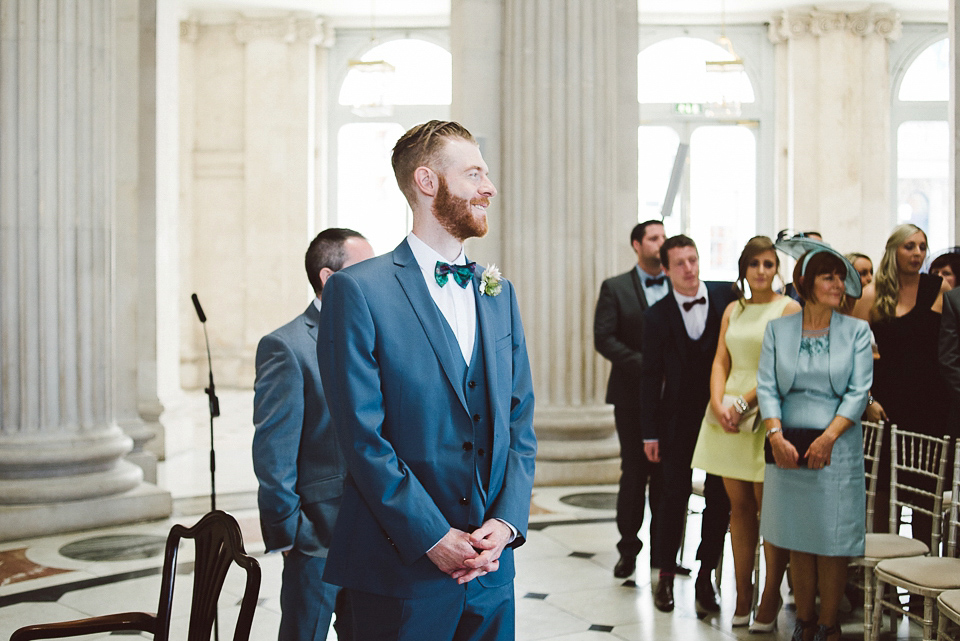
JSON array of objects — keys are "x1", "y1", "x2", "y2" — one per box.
[
  {"x1": 758, "y1": 249, "x2": 873, "y2": 641},
  {"x1": 691, "y1": 236, "x2": 799, "y2": 630},
  {"x1": 851, "y1": 224, "x2": 950, "y2": 538},
  {"x1": 930, "y1": 251, "x2": 960, "y2": 289}
]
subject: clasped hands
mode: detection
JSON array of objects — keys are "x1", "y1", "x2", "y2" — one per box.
[
  {"x1": 768, "y1": 431, "x2": 836, "y2": 470},
  {"x1": 426, "y1": 519, "x2": 511, "y2": 585}
]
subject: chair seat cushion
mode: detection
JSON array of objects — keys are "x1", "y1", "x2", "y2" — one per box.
[
  {"x1": 864, "y1": 533, "x2": 929, "y2": 559},
  {"x1": 939, "y1": 589, "x2": 960, "y2": 621},
  {"x1": 876, "y1": 557, "x2": 960, "y2": 590}
]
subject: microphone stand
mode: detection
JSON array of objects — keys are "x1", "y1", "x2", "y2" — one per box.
[{"x1": 191, "y1": 293, "x2": 220, "y2": 641}]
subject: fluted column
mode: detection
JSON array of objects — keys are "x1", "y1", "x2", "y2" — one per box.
[
  {"x1": 951, "y1": 0, "x2": 959, "y2": 241},
  {"x1": 0, "y1": 0, "x2": 171, "y2": 539},
  {"x1": 480, "y1": 0, "x2": 638, "y2": 483},
  {"x1": 770, "y1": 7, "x2": 901, "y2": 255}
]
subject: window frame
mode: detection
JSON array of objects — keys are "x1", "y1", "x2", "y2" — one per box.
[
  {"x1": 326, "y1": 28, "x2": 451, "y2": 240},
  {"x1": 889, "y1": 25, "x2": 950, "y2": 244}
]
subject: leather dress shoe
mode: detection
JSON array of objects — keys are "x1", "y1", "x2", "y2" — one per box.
[
  {"x1": 613, "y1": 555, "x2": 636, "y2": 579},
  {"x1": 654, "y1": 576, "x2": 675, "y2": 612},
  {"x1": 694, "y1": 574, "x2": 721, "y2": 614}
]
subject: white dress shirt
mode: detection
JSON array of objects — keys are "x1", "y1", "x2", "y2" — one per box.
[
  {"x1": 637, "y1": 266, "x2": 669, "y2": 306},
  {"x1": 407, "y1": 232, "x2": 477, "y2": 365},
  {"x1": 673, "y1": 281, "x2": 709, "y2": 340}
]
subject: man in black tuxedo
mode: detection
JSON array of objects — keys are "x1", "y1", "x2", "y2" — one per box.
[
  {"x1": 593, "y1": 220, "x2": 670, "y2": 579},
  {"x1": 641, "y1": 235, "x2": 733, "y2": 614}
]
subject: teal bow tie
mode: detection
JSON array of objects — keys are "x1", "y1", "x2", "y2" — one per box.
[{"x1": 435, "y1": 261, "x2": 476, "y2": 288}]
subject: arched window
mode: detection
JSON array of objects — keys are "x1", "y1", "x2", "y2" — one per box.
[
  {"x1": 892, "y1": 34, "x2": 949, "y2": 252},
  {"x1": 330, "y1": 36, "x2": 451, "y2": 254},
  {"x1": 638, "y1": 30, "x2": 770, "y2": 281}
]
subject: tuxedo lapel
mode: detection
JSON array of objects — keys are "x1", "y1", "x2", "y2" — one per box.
[
  {"x1": 665, "y1": 295, "x2": 689, "y2": 363},
  {"x1": 393, "y1": 243, "x2": 470, "y2": 415},
  {"x1": 629, "y1": 268, "x2": 648, "y2": 310}
]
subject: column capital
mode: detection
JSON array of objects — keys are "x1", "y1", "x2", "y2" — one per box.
[{"x1": 768, "y1": 7, "x2": 902, "y2": 44}]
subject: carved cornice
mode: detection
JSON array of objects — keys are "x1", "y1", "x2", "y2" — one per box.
[
  {"x1": 179, "y1": 16, "x2": 333, "y2": 47},
  {"x1": 180, "y1": 19, "x2": 199, "y2": 43},
  {"x1": 768, "y1": 8, "x2": 902, "y2": 43},
  {"x1": 234, "y1": 17, "x2": 330, "y2": 45}
]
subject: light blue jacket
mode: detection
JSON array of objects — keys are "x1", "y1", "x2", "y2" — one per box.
[{"x1": 757, "y1": 310, "x2": 873, "y2": 425}]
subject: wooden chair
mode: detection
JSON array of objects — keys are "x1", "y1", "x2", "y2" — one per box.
[
  {"x1": 870, "y1": 438, "x2": 958, "y2": 641},
  {"x1": 937, "y1": 589, "x2": 960, "y2": 641},
  {"x1": 848, "y1": 419, "x2": 887, "y2": 637},
  {"x1": 11, "y1": 510, "x2": 262, "y2": 641}
]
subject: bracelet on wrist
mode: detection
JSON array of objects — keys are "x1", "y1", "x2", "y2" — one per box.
[
  {"x1": 733, "y1": 396, "x2": 750, "y2": 414},
  {"x1": 868, "y1": 394, "x2": 875, "y2": 406},
  {"x1": 766, "y1": 427, "x2": 783, "y2": 439}
]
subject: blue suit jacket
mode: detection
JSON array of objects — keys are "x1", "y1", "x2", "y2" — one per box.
[
  {"x1": 317, "y1": 239, "x2": 537, "y2": 598},
  {"x1": 756, "y1": 311, "x2": 873, "y2": 424},
  {"x1": 252, "y1": 303, "x2": 344, "y2": 557}
]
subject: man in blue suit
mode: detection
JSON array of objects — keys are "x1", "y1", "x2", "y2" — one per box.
[
  {"x1": 253, "y1": 227, "x2": 374, "y2": 641},
  {"x1": 317, "y1": 120, "x2": 537, "y2": 641}
]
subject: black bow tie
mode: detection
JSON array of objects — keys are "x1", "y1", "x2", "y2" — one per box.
[
  {"x1": 682, "y1": 297, "x2": 706, "y2": 312},
  {"x1": 645, "y1": 275, "x2": 666, "y2": 287}
]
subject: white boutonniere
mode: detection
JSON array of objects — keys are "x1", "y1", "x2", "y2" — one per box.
[{"x1": 479, "y1": 264, "x2": 503, "y2": 297}]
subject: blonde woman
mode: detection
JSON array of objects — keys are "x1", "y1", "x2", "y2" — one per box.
[
  {"x1": 691, "y1": 236, "x2": 800, "y2": 630},
  {"x1": 851, "y1": 224, "x2": 950, "y2": 542}
]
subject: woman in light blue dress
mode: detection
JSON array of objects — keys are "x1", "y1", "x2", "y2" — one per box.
[{"x1": 757, "y1": 247, "x2": 873, "y2": 641}]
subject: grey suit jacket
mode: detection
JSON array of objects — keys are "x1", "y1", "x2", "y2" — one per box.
[{"x1": 253, "y1": 302, "x2": 345, "y2": 557}]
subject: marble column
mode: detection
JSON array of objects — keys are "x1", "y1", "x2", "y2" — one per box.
[
  {"x1": 770, "y1": 7, "x2": 901, "y2": 256},
  {"x1": 0, "y1": 0, "x2": 171, "y2": 540},
  {"x1": 951, "y1": 0, "x2": 959, "y2": 241},
  {"x1": 470, "y1": 0, "x2": 638, "y2": 484}
]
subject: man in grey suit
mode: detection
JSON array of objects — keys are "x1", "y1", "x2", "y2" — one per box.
[
  {"x1": 593, "y1": 220, "x2": 670, "y2": 579},
  {"x1": 253, "y1": 227, "x2": 374, "y2": 641}
]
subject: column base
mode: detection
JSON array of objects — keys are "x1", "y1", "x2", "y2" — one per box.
[
  {"x1": 534, "y1": 405, "x2": 621, "y2": 485},
  {"x1": 0, "y1": 483, "x2": 173, "y2": 542}
]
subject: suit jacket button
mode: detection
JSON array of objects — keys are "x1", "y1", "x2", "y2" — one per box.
[
  {"x1": 463, "y1": 442, "x2": 473, "y2": 451},
  {"x1": 478, "y1": 448, "x2": 485, "y2": 456},
  {"x1": 460, "y1": 497, "x2": 469, "y2": 505},
  {"x1": 468, "y1": 380, "x2": 478, "y2": 389},
  {"x1": 473, "y1": 413, "x2": 481, "y2": 422}
]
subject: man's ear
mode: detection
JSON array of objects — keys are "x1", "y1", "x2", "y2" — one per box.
[
  {"x1": 318, "y1": 267, "x2": 335, "y2": 290},
  {"x1": 413, "y1": 166, "x2": 438, "y2": 197}
]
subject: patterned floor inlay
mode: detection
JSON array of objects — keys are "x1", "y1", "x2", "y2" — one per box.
[
  {"x1": 589, "y1": 624, "x2": 615, "y2": 632},
  {"x1": 557, "y1": 492, "x2": 617, "y2": 510},
  {"x1": 0, "y1": 548, "x2": 72, "y2": 587},
  {"x1": 59, "y1": 535, "x2": 167, "y2": 562}
]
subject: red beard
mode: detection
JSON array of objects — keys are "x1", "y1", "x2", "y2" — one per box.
[{"x1": 433, "y1": 176, "x2": 489, "y2": 241}]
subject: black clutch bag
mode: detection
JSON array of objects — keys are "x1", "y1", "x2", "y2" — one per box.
[{"x1": 764, "y1": 427, "x2": 826, "y2": 467}]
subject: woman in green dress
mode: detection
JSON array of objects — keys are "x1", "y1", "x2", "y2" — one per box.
[{"x1": 691, "y1": 236, "x2": 800, "y2": 630}]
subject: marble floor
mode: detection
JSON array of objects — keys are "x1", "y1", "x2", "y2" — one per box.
[{"x1": 0, "y1": 391, "x2": 925, "y2": 641}]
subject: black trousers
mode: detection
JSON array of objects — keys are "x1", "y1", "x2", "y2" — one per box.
[
  {"x1": 614, "y1": 405, "x2": 663, "y2": 559},
  {"x1": 652, "y1": 448, "x2": 730, "y2": 573}
]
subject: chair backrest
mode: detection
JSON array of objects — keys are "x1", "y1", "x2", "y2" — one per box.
[
  {"x1": 889, "y1": 426, "x2": 951, "y2": 551},
  {"x1": 863, "y1": 420, "x2": 886, "y2": 534},
  {"x1": 946, "y1": 441, "x2": 960, "y2": 557},
  {"x1": 154, "y1": 510, "x2": 261, "y2": 641}
]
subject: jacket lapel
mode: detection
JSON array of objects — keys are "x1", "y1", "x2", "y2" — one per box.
[
  {"x1": 778, "y1": 312, "x2": 802, "y2": 397},
  {"x1": 393, "y1": 241, "x2": 470, "y2": 415},
  {"x1": 827, "y1": 312, "x2": 845, "y2": 398},
  {"x1": 665, "y1": 295, "x2": 689, "y2": 363},
  {"x1": 474, "y1": 270, "x2": 507, "y2": 479},
  {"x1": 304, "y1": 303, "x2": 319, "y2": 343},
  {"x1": 630, "y1": 268, "x2": 648, "y2": 310}
]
